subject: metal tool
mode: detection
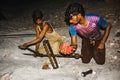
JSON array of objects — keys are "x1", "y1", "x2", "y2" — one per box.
[
  {"x1": 22, "y1": 48, "x2": 82, "y2": 59},
  {"x1": 43, "y1": 40, "x2": 59, "y2": 69},
  {"x1": 19, "y1": 40, "x2": 82, "y2": 69}
]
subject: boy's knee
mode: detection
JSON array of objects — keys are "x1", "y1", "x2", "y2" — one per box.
[
  {"x1": 82, "y1": 58, "x2": 91, "y2": 63},
  {"x1": 94, "y1": 55, "x2": 105, "y2": 65},
  {"x1": 96, "y1": 61, "x2": 105, "y2": 65},
  {"x1": 94, "y1": 58, "x2": 105, "y2": 65}
]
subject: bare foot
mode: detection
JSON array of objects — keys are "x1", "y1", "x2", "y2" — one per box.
[{"x1": 42, "y1": 65, "x2": 50, "y2": 69}]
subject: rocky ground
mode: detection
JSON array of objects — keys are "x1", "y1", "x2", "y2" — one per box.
[{"x1": 0, "y1": 0, "x2": 120, "y2": 80}]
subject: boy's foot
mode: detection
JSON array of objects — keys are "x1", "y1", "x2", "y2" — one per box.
[{"x1": 42, "y1": 64, "x2": 50, "y2": 69}]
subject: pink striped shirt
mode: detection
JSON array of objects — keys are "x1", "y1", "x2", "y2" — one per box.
[{"x1": 69, "y1": 14, "x2": 108, "y2": 40}]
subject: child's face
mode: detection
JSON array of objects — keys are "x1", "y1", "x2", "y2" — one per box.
[
  {"x1": 69, "y1": 13, "x2": 82, "y2": 25},
  {"x1": 36, "y1": 18, "x2": 43, "y2": 25}
]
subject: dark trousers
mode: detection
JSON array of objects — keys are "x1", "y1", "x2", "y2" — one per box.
[{"x1": 81, "y1": 38, "x2": 105, "y2": 65}]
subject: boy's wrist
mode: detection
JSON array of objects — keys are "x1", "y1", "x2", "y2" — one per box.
[
  {"x1": 23, "y1": 43, "x2": 29, "y2": 47},
  {"x1": 100, "y1": 40, "x2": 105, "y2": 44},
  {"x1": 70, "y1": 44, "x2": 77, "y2": 47},
  {"x1": 70, "y1": 44, "x2": 77, "y2": 51}
]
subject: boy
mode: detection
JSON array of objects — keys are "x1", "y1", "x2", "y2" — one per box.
[
  {"x1": 19, "y1": 10, "x2": 63, "y2": 69},
  {"x1": 60, "y1": 3, "x2": 112, "y2": 65}
]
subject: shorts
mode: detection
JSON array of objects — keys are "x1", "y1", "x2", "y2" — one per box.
[{"x1": 81, "y1": 38, "x2": 106, "y2": 65}]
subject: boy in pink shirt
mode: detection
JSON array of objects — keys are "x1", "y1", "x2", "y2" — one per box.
[{"x1": 60, "y1": 3, "x2": 112, "y2": 65}]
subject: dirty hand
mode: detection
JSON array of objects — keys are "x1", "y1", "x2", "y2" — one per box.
[
  {"x1": 98, "y1": 42, "x2": 105, "y2": 49},
  {"x1": 59, "y1": 42, "x2": 76, "y2": 55},
  {"x1": 18, "y1": 43, "x2": 28, "y2": 49}
]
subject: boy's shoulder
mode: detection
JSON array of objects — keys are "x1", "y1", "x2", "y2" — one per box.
[
  {"x1": 86, "y1": 14, "x2": 102, "y2": 22},
  {"x1": 44, "y1": 21, "x2": 50, "y2": 25},
  {"x1": 86, "y1": 14, "x2": 101, "y2": 17}
]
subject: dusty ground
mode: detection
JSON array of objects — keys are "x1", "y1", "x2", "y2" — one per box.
[{"x1": 0, "y1": 0, "x2": 120, "y2": 80}]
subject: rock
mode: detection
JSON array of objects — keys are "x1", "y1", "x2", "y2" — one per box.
[
  {"x1": 115, "y1": 32, "x2": 120, "y2": 37},
  {"x1": 0, "y1": 73, "x2": 12, "y2": 80}
]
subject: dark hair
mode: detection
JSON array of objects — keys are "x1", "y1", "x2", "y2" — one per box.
[
  {"x1": 32, "y1": 10, "x2": 43, "y2": 24},
  {"x1": 65, "y1": 3, "x2": 85, "y2": 25}
]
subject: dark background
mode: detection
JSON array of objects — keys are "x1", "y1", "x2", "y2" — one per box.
[{"x1": 0, "y1": 0, "x2": 119, "y2": 31}]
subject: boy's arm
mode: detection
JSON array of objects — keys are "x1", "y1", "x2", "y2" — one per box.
[
  {"x1": 98, "y1": 23, "x2": 112, "y2": 49},
  {"x1": 20, "y1": 24, "x2": 49, "y2": 48},
  {"x1": 59, "y1": 36, "x2": 77, "y2": 54},
  {"x1": 69, "y1": 25, "x2": 77, "y2": 52},
  {"x1": 71, "y1": 36, "x2": 77, "y2": 52},
  {"x1": 35, "y1": 25, "x2": 40, "y2": 51}
]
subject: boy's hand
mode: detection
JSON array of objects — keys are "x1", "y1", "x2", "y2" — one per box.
[
  {"x1": 59, "y1": 42, "x2": 76, "y2": 55},
  {"x1": 18, "y1": 43, "x2": 28, "y2": 50},
  {"x1": 98, "y1": 42, "x2": 105, "y2": 49}
]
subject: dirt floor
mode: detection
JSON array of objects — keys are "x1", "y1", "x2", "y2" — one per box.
[{"x1": 0, "y1": 0, "x2": 120, "y2": 80}]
